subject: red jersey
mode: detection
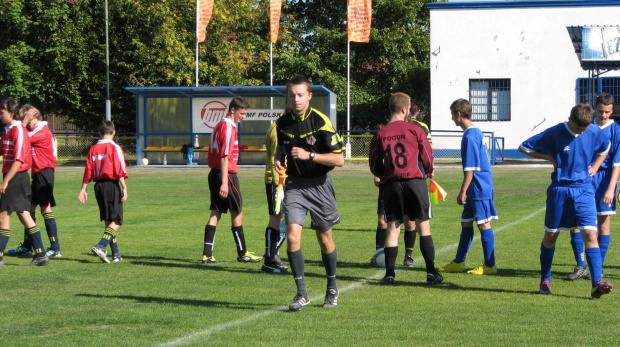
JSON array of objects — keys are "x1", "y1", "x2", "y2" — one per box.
[
  {"x1": 208, "y1": 118, "x2": 239, "y2": 173},
  {"x1": 82, "y1": 139, "x2": 129, "y2": 184},
  {"x1": 2, "y1": 121, "x2": 32, "y2": 174},
  {"x1": 369, "y1": 120, "x2": 434, "y2": 181},
  {"x1": 28, "y1": 121, "x2": 57, "y2": 173}
]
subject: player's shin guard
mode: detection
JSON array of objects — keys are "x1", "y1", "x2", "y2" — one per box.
[
  {"x1": 203, "y1": 225, "x2": 216, "y2": 257},
  {"x1": 540, "y1": 244, "x2": 555, "y2": 282},
  {"x1": 570, "y1": 231, "x2": 586, "y2": 267},
  {"x1": 455, "y1": 226, "x2": 474, "y2": 263},
  {"x1": 598, "y1": 234, "x2": 611, "y2": 266},
  {"x1": 26, "y1": 226, "x2": 46, "y2": 257},
  {"x1": 384, "y1": 246, "x2": 398, "y2": 277},
  {"x1": 480, "y1": 228, "x2": 496, "y2": 268},
  {"x1": 419, "y1": 235, "x2": 437, "y2": 273},
  {"x1": 0, "y1": 229, "x2": 10, "y2": 261},
  {"x1": 97, "y1": 227, "x2": 115, "y2": 248},
  {"x1": 264, "y1": 227, "x2": 278, "y2": 258},
  {"x1": 321, "y1": 249, "x2": 337, "y2": 290},
  {"x1": 585, "y1": 247, "x2": 603, "y2": 285},
  {"x1": 375, "y1": 228, "x2": 387, "y2": 250},
  {"x1": 288, "y1": 249, "x2": 307, "y2": 295},
  {"x1": 404, "y1": 229, "x2": 416, "y2": 257},
  {"x1": 231, "y1": 226, "x2": 247, "y2": 257},
  {"x1": 43, "y1": 212, "x2": 60, "y2": 251}
]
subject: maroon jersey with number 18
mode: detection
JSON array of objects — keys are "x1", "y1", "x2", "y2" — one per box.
[{"x1": 369, "y1": 120, "x2": 433, "y2": 181}]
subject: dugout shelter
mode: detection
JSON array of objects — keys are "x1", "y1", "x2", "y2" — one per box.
[{"x1": 126, "y1": 85, "x2": 337, "y2": 165}]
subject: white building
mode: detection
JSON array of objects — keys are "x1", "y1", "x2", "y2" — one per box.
[{"x1": 428, "y1": 0, "x2": 620, "y2": 159}]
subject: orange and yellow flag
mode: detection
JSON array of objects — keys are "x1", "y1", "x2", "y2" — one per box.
[
  {"x1": 347, "y1": 0, "x2": 372, "y2": 43},
  {"x1": 270, "y1": 0, "x2": 282, "y2": 44},
  {"x1": 197, "y1": 0, "x2": 214, "y2": 43},
  {"x1": 429, "y1": 179, "x2": 448, "y2": 205}
]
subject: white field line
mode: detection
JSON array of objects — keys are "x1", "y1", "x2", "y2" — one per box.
[{"x1": 158, "y1": 207, "x2": 546, "y2": 347}]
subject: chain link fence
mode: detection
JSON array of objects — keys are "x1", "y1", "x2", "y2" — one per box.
[{"x1": 56, "y1": 135, "x2": 137, "y2": 161}]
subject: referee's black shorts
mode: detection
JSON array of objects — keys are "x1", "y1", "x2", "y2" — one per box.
[
  {"x1": 384, "y1": 178, "x2": 432, "y2": 222},
  {"x1": 208, "y1": 169, "x2": 242, "y2": 214},
  {"x1": 94, "y1": 180, "x2": 124, "y2": 224},
  {"x1": 0, "y1": 171, "x2": 32, "y2": 213},
  {"x1": 31, "y1": 167, "x2": 56, "y2": 208}
]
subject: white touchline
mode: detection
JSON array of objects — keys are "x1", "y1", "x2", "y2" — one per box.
[{"x1": 159, "y1": 207, "x2": 546, "y2": 347}]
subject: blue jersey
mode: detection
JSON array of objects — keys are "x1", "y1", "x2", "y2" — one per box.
[
  {"x1": 461, "y1": 126, "x2": 493, "y2": 200},
  {"x1": 520, "y1": 122, "x2": 610, "y2": 186},
  {"x1": 597, "y1": 120, "x2": 620, "y2": 170}
]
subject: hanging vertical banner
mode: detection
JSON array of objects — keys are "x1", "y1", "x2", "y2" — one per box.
[
  {"x1": 270, "y1": 0, "x2": 282, "y2": 43},
  {"x1": 347, "y1": 0, "x2": 372, "y2": 43},
  {"x1": 197, "y1": 0, "x2": 214, "y2": 43}
]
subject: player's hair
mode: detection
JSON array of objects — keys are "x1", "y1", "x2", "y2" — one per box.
[
  {"x1": 596, "y1": 93, "x2": 615, "y2": 106},
  {"x1": 286, "y1": 76, "x2": 312, "y2": 94},
  {"x1": 409, "y1": 102, "x2": 420, "y2": 121},
  {"x1": 229, "y1": 96, "x2": 250, "y2": 111},
  {"x1": 0, "y1": 97, "x2": 19, "y2": 119},
  {"x1": 569, "y1": 103, "x2": 594, "y2": 128},
  {"x1": 389, "y1": 92, "x2": 411, "y2": 114},
  {"x1": 18, "y1": 104, "x2": 41, "y2": 121},
  {"x1": 450, "y1": 98, "x2": 472, "y2": 119},
  {"x1": 99, "y1": 120, "x2": 115, "y2": 135}
]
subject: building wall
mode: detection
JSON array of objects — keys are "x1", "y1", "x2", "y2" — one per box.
[{"x1": 429, "y1": 2, "x2": 620, "y2": 155}]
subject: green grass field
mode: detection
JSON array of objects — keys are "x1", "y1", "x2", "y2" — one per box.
[{"x1": 1, "y1": 164, "x2": 619, "y2": 346}]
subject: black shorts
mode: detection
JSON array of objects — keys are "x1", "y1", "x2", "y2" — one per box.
[
  {"x1": 0, "y1": 171, "x2": 32, "y2": 213},
  {"x1": 208, "y1": 169, "x2": 242, "y2": 214},
  {"x1": 94, "y1": 180, "x2": 123, "y2": 224},
  {"x1": 266, "y1": 183, "x2": 277, "y2": 216},
  {"x1": 384, "y1": 178, "x2": 432, "y2": 222},
  {"x1": 31, "y1": 168, "x2": 56, "y2": 208}
]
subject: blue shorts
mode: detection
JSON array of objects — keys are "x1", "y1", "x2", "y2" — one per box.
[
  {"x1": 544, "y1": 185, "x2": 597, "y2": 232},
  {"x1": 593, "y1": 169, "x2": 616, "y2": 216},
  {"x1": 461, "y1": 198, "x2": 498, "y2": 225}
]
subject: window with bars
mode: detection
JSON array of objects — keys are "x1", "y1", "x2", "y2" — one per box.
[
  {"x1": 469, "y1": 79, "x2": 511, "y2": 121},
  {"x1": 577, "y1": 77, "x2": 620, "y2": 105}
]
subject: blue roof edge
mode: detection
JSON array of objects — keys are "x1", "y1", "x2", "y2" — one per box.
[{"x1": 427, "y1": 0, "x2": 620, "y2": 10}]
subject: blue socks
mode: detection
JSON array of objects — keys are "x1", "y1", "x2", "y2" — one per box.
[
  {"x1": 585, "y1": 247, "x2": 603, "y2": 285},
  {"x1": 540, "y1": 244, "x2": 555, "y2": 282},
  {"x1": 598, "y1": 234, "x2": 611, "y2": 266},
  {"x1": 570, "y1": 232, "x2": 586, "y2": 267},
  {"x1": 454, "y1": 226, "x2": 474, "y2": 263},
  {"x1": 480, "y1": 228, "x2": 496, "y2": 268}
]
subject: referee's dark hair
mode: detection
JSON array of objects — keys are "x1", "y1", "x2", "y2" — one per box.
[
  {"x1": 229, "y1": 97, "x2": 250, "y2": 111},
  {"x1": 99, "y1": 120, "x2": 115, "y2": 135},
  {"x1": 596, "y1": 93, "x2": 615, "y2": 106}
]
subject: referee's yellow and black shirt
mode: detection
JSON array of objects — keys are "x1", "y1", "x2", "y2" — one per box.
[{"x1": 276, "y1": 107, "x2": 344, "y2": 178}]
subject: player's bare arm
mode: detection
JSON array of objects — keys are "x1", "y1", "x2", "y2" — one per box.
[
  {"x1": 119, "y1": 177, "x2": 128, "y2": 203},
  {"x1": 78, "y1": 183, "x2": 89, "y2": 203},
  {"x1": 290, "y1": 146, "x2": 344, "y2": 167},
  {"x1": 602, "y1": 166, "x2": 620, "y2": 204},
  {"x1": 219, "y1": 157, "x2": 229, "y2": 198},
  {"x1": 458, "y1": 170, "x2": 474, "y2": 205},
  {"x1": 589, "y1": 151, "x2": 608, "y2": 176},
  {"x1": 0, "y1": 160, "x2": 22, "y2": 194},
  {"x1": 518, "y1": 148, "x2": 557, "y2": 169}
]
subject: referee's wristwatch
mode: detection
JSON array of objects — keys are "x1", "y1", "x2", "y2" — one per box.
[{"x1": 309, "y1": 152, "x2": 315, "y2": 161}]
